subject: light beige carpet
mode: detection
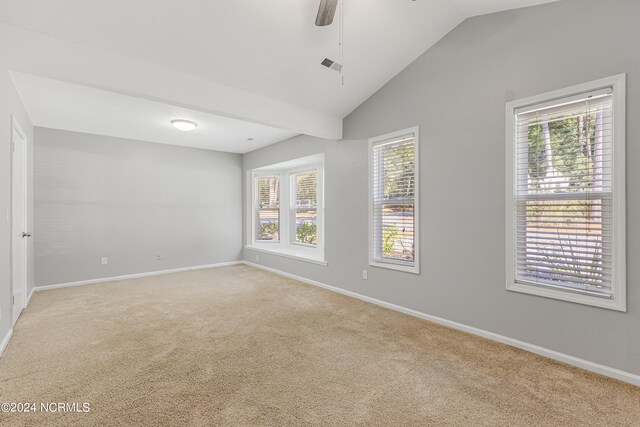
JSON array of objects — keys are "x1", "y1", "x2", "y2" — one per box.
[{"x1": 0, "y1": 265, "x2": 638, "y2": 426}]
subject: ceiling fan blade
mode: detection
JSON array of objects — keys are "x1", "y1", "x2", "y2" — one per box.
[{"x1": 315, "y1": 0, "x2": 338, "y2": 26}]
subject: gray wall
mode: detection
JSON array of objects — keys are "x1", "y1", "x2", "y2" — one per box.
[
  {"x1": 243, "y1": 0, "x2": 640, "y2": 375},
  {"x1": 0, "y1": 68, "x2": 34, "y2": 341},
  {"x1": 35, "y1": 128, "x2": 242, "y2": 286}
]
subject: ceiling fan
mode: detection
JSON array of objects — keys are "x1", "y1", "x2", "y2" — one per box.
[{"x1": 315, "y1": 0, "x2": 338, "y2": 26}]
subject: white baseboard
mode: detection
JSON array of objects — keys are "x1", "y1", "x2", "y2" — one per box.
[
  {"x1": 35, "y1": 261, "x2": 243, "y2": 292},
  {"x1": 242, "y1": 261, "x2": 640, "y2": 387},
  {"x1": 0, "y1": 329, "x2": 13, "y2": 357},
  {"x1": 26, "y1": 287, "x2": 35, "y2": 306}
]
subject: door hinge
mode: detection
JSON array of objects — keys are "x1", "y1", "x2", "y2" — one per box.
[{"x1": 12, "y1": 295, "x2": 15, "y2": 305}]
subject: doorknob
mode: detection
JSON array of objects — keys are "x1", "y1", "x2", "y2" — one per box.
[{"x1": 22, "y1": 232, "x2": 31, "y2": 238}]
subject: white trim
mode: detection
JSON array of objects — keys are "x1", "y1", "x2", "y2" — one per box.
[
  {"x1": 507, "y1": 282, "x2": 623, "y2": 311},
  {"x1": 245, "y1": 245, "x2": 328, "y2": 266},
  {"x1": 510, "y1": 76, "x2": 622, "y2": 114},
  {"x1": 505, "y1": 74, "x2": 626, "y2": 312},
  {"x1": 252, "y1": 153, "x2": 325, "y2": 172},
  {"x1": 0, "y1": 329, "x2": 13, "y2": 357},
  {"x1": 10, "y1": 115, "x2": 29, "y2": 325},
  {"x1": 34, "y1": 261, "x2": 242, "y2": 291},
  {"x1": 368, "y1": 126, "x2": 420, "y2": 274},
  {"x1": 252, "y1": 171, "x2": 282, "y2": 244},
  {"x1": 242, "y1": 261, "x2": 640, "y2": 387},
  {"x1": 26, "y1": 287, "x2": 35, "y2": 306},
  {"x1": 290, "y1": 168, "x2": 322, "y2": 247}
]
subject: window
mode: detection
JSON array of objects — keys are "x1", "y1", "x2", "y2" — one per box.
[
  {"x1": 291, "y1": 171, "x2": 318, "y2": 246},
  {"x1": 506, "y1": 75, "x2": 626, "y2": 311},
  {"x1": 369, "y1": 127, "x2": 419, "y2": 274},
  {"x1": 256, "y1": 176, "x2": 280, "y2": 241},
  {"x1": 247, "y1": 155, "x2": 325, "y2": 265}
]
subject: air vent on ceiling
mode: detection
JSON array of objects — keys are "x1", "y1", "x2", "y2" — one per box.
[{"x1": 321, "y1": 58, "x2": 343, "y2": 73}]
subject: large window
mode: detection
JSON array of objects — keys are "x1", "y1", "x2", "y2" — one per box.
[
  {"x1": 247, "y1": 155, "x2": 325, "y2": 265},
  {"x1": 369, "y1": 127, "x2": 419, "y2": 274},
  {"x1": 506, "y1": 75, "x2": 626, "y2": 311}
]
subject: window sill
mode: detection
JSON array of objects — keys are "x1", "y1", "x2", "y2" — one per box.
[
  {"x1": 245, "y1": 245, "x2": 328, "y2": 266},
  {"x1": 507, "y1": 282, "x2": 626, "y2": 312},
  {"x1": 369, "y1": 260, "x2": 419, "y2": 275}
]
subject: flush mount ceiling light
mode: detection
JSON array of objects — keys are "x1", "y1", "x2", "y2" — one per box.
[{"x1": 171, "y1": 119, "x2": 198, "y2": 131}]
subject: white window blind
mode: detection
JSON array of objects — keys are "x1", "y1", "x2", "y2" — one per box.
[
  {"x1": 371, "y1": 132, "x2": 417, "y2": 270},
  {"x1": 514, "y1": 89, "x2": 614, "y2": 297},
  {"x1": 291, "y1": 171, "x2": 318, "y2": 246},
  {"x1": 256, "y1": 175, "x2": 280, "y2": 241}
]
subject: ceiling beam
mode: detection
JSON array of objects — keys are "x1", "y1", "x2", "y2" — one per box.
[{"x1": 0, "y1": 23, "x2": 343, "y2": 141}]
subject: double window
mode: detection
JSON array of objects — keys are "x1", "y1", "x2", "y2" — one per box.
[
  {"x1": 506, "y1": 75, "x2": 626, "y2": 311},
  {"x1": 369, "y1": 127, "x2": 420, "y2": 274},
  {"x1": 248, "y1": 155, "x2": 325, "y2": 265}
]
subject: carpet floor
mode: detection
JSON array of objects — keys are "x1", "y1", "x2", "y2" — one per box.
[{"x1": 0, "y1": 265, "x2": 638, "y2": 426}]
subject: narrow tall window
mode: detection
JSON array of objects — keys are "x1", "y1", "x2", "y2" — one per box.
[
  {"x1": 369, "y1": 127, "x2": 419, "y2": 274},
  {"x1": 256, "y1": 175, "x2": 280, "y2": 241},
  {"x1": 291, "y1": 171, "x2": 318, "y2": 246},
  {"x1": 506, "y1": 75, "x2": 626, "y2": 311}
]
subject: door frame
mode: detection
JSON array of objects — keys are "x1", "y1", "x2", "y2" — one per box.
[{"x1": 10, "y1": 115, "x2": 28, "y2": 325}]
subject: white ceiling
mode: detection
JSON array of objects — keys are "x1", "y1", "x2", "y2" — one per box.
[
  {"x1": 10, "y1": 71, "x2": 298, "y2": 154},
  {"x1": 1, "y1": 0, "x2": 559, "y2": 151}
]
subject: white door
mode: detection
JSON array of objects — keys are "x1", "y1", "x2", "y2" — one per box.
[{"x1": 11, "y1": 119, "x2": 28, "y2": 326}]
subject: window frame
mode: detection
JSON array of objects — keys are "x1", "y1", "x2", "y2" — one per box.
[
  {"x1": 505, "y1": 74, "x2": 626, "y2": 311},
  {"x1": 290, "y1": 168, "x2": 323, "y2": 248},
  {"x1": 253, "y1": 173, "x2": 281, "y2": 244},
  {"x1": 368, "y1": 126, "x2": 420, "y2": 274},
  {"x1": 247, "y1": 157, "x2": 325, "y2": 265}
]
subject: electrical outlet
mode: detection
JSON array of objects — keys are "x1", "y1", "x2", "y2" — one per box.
[
  {"x1": 362, "y1": 270, "x2": 368, "y2": 280},
  {"x1": 101, "y1": 257, "x2": 108, "y2": 265},
  {"x1": 156, "y1": 253, "x2": 162, "y2": 261}
]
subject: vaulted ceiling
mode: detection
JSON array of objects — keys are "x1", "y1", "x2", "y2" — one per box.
[{"x1": 0, "y1": 0, "x2": 559, "y2": 152}]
